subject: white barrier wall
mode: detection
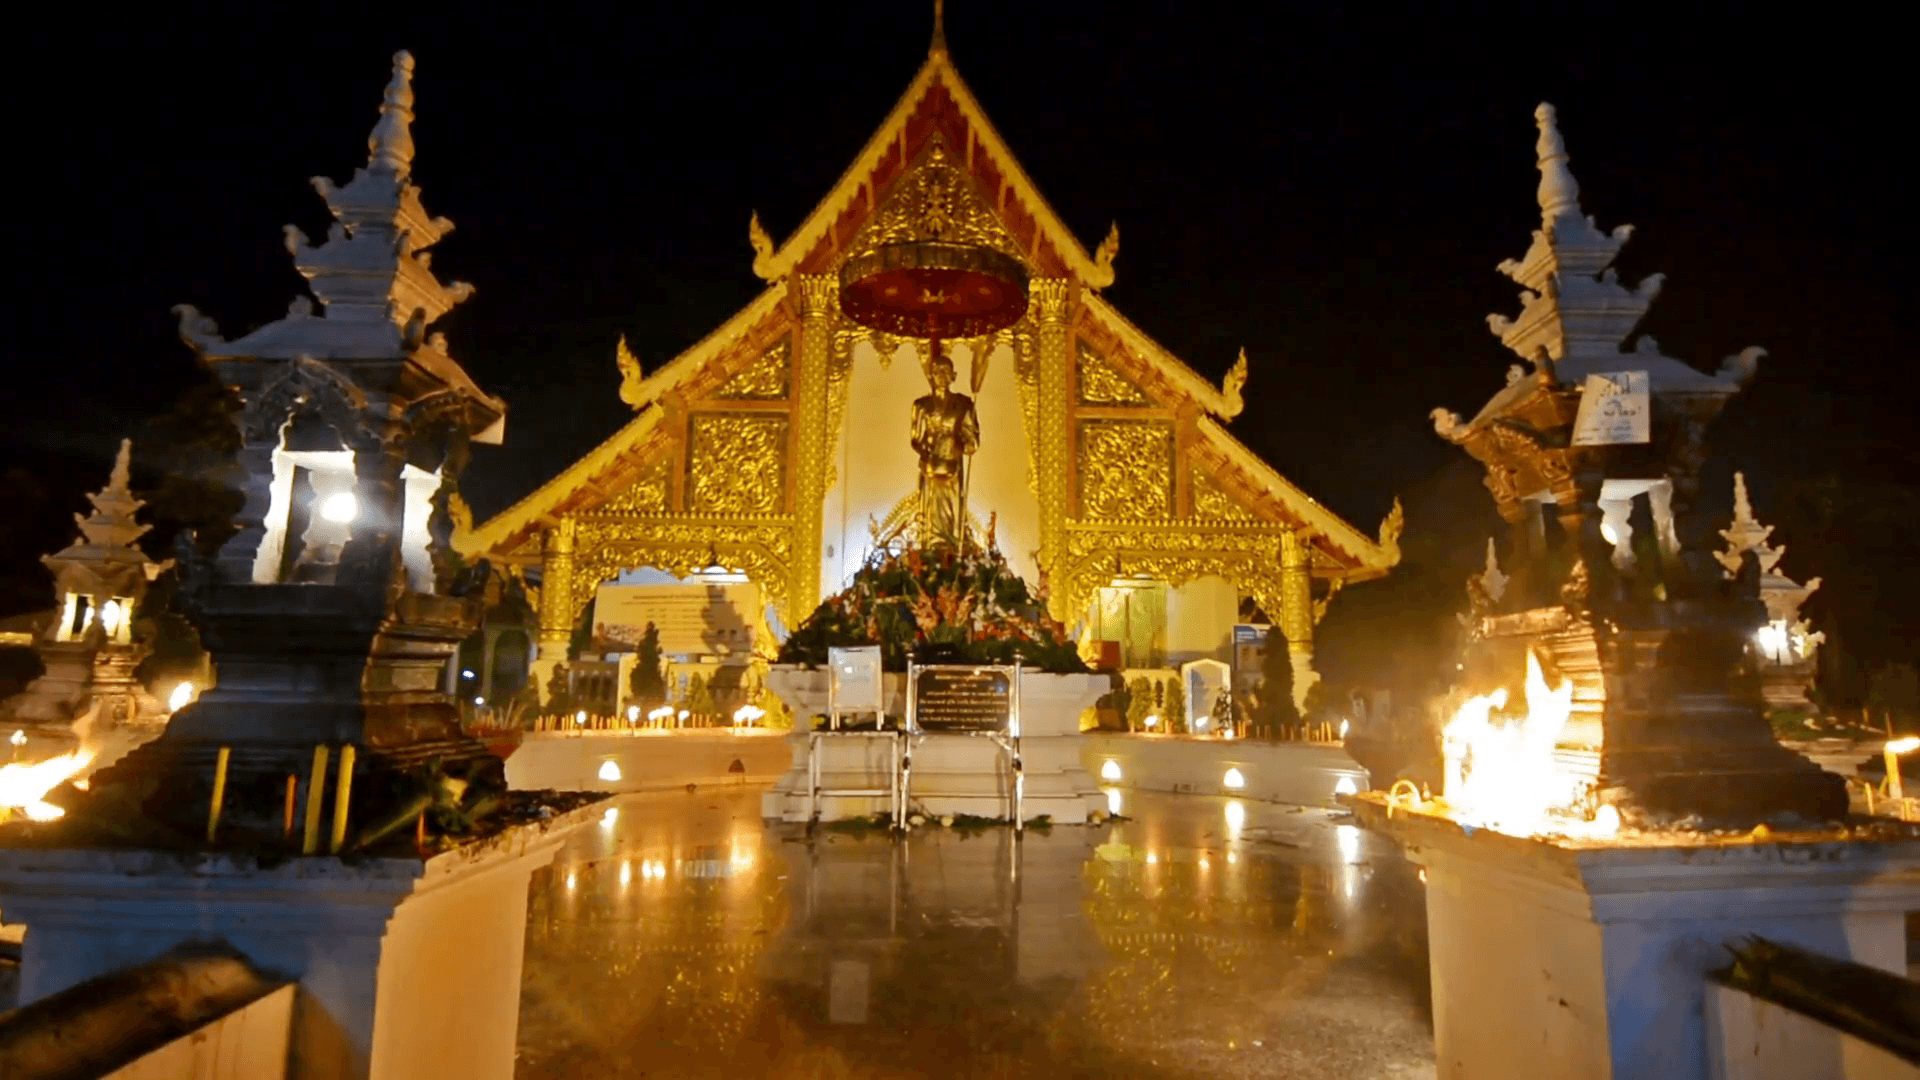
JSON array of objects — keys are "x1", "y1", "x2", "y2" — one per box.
[
  {"x1": 1705, "y1": 983, "x2": 1919, "y2": 1080},
  {"x1": 105, "y1": 984, "x2": 296, "y2": 1080},
  {"x1": 1081, "y1": 733, "x2": 1368, "y2": 808},
  {"x1": 506, "y1": 730, "x2": 793, "y2": 794}
]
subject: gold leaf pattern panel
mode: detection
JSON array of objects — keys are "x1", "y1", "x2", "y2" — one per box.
[
  {"x1": 1191, "y1": 469, "x2": 1255, "y2": 522},
  {"x1": 688, "y1": 414, "x2": 788, "y2": 516},
  {"x1": 714, "y1": 337, "x2": 791, "y2": 400},
  {"x1": 601, "y1": 454, "x2": 672, "y2": 515},
  {"x1": 1077, "y1": 340, "x2": 1151, "y2": 406},
  {"x1": 1078, "y1": 420, "x2": 1174, "y2": 521}
]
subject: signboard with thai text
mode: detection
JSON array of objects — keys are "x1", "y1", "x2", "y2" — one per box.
[
  {"x1": 907, "y1": 664, "x2": 1016, "y2": 733},
  {"x1": 591, "y1": 582, "x2": 760, "y2": 658},
  {"x1": 1570, "y1": 371, "x2": 1651, "y2": 446}
]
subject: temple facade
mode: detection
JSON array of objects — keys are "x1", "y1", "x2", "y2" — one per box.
[{"x1": 461, "y1": 28, "x2": 1400, "y2": 705}]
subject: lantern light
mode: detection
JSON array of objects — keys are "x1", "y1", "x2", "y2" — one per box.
[{"x1": 319, "y1": 492, "x2": 358, "y2": 524}]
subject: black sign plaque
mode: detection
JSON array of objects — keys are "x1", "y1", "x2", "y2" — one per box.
[{"x1": 908, "y1": 664, "x2": 1015, "y2": 733}]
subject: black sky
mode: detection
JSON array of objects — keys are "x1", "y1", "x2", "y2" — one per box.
[{"x1": 6, "y1": 4, "x2": 1913, "y2": 541}]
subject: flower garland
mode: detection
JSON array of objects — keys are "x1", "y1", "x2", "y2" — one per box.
[{"x1": 777, "y1": 542, "x2": 1086, "y2": 673}]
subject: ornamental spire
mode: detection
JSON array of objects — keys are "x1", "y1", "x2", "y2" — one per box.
[
  {"x1": 1533, "y1": 102, "x2": 1581, "y2": 225},
  {"x1": 368, "y1": 50, "x2": 416, "y2": 177},
  {"x1": 931, "y1": 0, "x2": 948, "y2": 57}
]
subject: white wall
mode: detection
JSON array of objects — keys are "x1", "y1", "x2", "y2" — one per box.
[
  {"x1": 1166, "y1": 576, "x2": 1237, "y2": 663},
  {"x1": 1082, "y1": 733, "x2": 1367, "y2": 808}
]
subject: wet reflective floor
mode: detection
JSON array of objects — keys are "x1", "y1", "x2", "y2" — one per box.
[{"x1": 517, "y1": 787, "x2": 1434, "y2": 1079}]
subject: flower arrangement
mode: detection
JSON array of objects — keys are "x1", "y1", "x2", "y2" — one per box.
[{"x1": 777, "y1": 541, "x2": 1086, "y2": 673}]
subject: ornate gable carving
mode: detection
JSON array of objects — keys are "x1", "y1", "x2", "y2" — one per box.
[
  {"x1": 1191, "y1": 469, "x2": 1256, "y2": 522},
  {"x1": 1076, "y1": 340, "x2": 1151, "y2": 406},
  {"x1": 601, "y1": 454, "x2": 672, "y2": 515},
  {"x1": 849, "y1": 135, "x2": 1022, "y2": 263},
  {"x1": 1079, "y1": 420, "x2": 1174, "y2": 521},
  {"x1": 687, "y1": 414, "x2": 788, "y2": 516},
  {"x1": 714, "y1": 336, "x2": 791, "y2": 400}
]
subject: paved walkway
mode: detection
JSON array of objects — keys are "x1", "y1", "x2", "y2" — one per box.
[{"x1": 517, "y1": 787, "x2": 1435, "y2": 1079}]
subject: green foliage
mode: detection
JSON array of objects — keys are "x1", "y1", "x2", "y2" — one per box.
[
  {"x1": 130, "y1": 572, "x2": 205, "y2": 692},
  {"x1": 1126, "y1": 676, "x2": 1154, "y2": 729},
  {"x1": 777, "y1": 543, "x2": 1086, "y2": 673},
  {"x1": 628, "y1": 622, "x2": 666, "y2": 708},
  {"x1": 544, "y1": 662, "x2": 573, "y2": 718},
  {"x1": 1164, "y1": 677, "x2": 1186, "y2": 730},
  {"x1": 687, "y1": 672, "x2": 714, "y2": 719},
  {"x1": 134, "y1": 378, "x2": 244, "y2": 558},
  {"x1": 1255, "y1": 629, "x2": 1299, "y2": 738}
]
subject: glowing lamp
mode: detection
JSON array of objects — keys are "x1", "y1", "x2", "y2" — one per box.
[
  {"x1": 574, "y1": 710, "x2": 587, "y2": 725},
  {"x1": 598, "y1": 760, "x2": 623, "y2": 782},
  {"x1": 167, "y1": 682, "x2": 195, "y2": 712},
  {"x1": 627, "y1": 705, "x2": 641, "y2": 722},
  {"x1": 1333, "y1": 775, "x2": 1359, "y2": 797},
  {"x1": 8, "y1": 730, "x2": 24, "y2": 747},
  {"x1": 473, "y1": 696, "x2": 485, "y2": 706},
  {"x1": 1099, "y1": 759, "x2": 1122, "y2": 782},
  {"x1": 1599, "y1": 520, "x2": 1619, "y2": 545},
  {"x1": 318, "y1": 491, "x2": 358, "y2": 524},
  {"x1": 98, "y1": 599, "x2": 125, "y2": 639},
  {"x1": 1223, "y1": 767, "x2": 1246, "y2": 790}
]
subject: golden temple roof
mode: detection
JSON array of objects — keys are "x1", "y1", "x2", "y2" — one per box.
[{"x1": 464, "y1": 32, "x2": 1398, "y2": 582}]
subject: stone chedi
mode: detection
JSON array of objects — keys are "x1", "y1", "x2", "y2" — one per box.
[
  {"x1": 4, "y1": 439, "x2": 170, "y2": 740},
  {"x1": 1432, "y1": 104, "x2": 1843, "y2": 824},
  {"x1": 80, "y1": 49, "x2": 510, "y2": 843},
  {"x1": 1716, "y1": 471, "x2": 1821, "y2": 707},
  {"x1": 459, "y1": 20, "x2": 1401, "y2": 708}
]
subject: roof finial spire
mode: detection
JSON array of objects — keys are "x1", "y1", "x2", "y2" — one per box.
[
  {"x1": 1533, "y1": 102, "x2": 1581, "y2": 225},
  {"x1": 108, "y1": 438, "x2": 133, "y2": 497},
  {"x1": 368, "y1": 50, "x2": 416, "y2": 176},
  {"x1": 930, "y1": 0, "x2": 948, "y2": 56},
  {"x1": 1731, "y1": 470, "x2": 1755, "y2": 528}
]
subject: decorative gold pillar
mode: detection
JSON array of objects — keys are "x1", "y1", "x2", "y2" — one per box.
[
  {"x1": 1280, "y1": 527, "x2": 1319, "y2": 710},
  {"x1": 792, "y1": 274, "x2": 837, "y2": 615},
  {"x1": 1032, "y1": 278, "x2": 1074, "y2": 620},
  {"x1": 535, "y1": 519, "x2": 575, "y2": 661}
]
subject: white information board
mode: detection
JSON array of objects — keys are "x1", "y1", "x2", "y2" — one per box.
[{"x1": 1570, "y1": 371, "x2": 1651, "y2": 446}]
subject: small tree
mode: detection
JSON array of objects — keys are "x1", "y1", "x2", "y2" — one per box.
[
  {"x1": 544, "y1": 661, "x2": 573, "y2": 718},
  {"x1": 1165, "y1": 677, "x2": 1186, "y2": 732},
  {"x1": 688, "y1": 672, "x2": 714, "y2": 723},
  {"x1": 1255, "y1": 630, "x2": 1299, "y2": 739},
  {"x1": 1126, "y1": 676, "x2": 1155, "y2": 730},
  {"x1": 629, "y1": 621, "x2": 666, "y2": 712}
]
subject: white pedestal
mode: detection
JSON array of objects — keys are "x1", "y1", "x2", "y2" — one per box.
[
  {"x1": 1353, "y1": 798, "x2": 1920, "y2": 1080},
  {"x1": 0, "y1": 806, "x2": 595, "y2": 1079},
  {"x1": 762, "y1": 670, "x2": 1107, "y2": 823}
]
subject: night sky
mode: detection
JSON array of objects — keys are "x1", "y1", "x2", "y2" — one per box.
[{"x1": 4, "y1": 6, "x2": 1914, "y2": 670}]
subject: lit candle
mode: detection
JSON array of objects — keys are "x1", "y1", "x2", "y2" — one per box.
[
  {"x1": 205, "y1": 746, "x2": 231, "y2": 843},
  {"x1": 1884, "y1": 736, "x2": 1919, "y2": 803}
]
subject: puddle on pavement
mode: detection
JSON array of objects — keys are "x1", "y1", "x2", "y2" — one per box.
[{"x1": 517, "y1": 788, "x2": 1433, "y2": 1079}]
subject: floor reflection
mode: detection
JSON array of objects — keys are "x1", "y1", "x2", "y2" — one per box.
[{"x1": 517, "y1": 789, "x2": 1433, "y2": 1079}]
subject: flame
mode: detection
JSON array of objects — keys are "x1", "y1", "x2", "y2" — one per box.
[
  {"x1": 1441, "y1": 652, "x2": 1591, "y2": 837},
  {"x1": 0, "y1": 749, "x2": 95, "y2": 822}
]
